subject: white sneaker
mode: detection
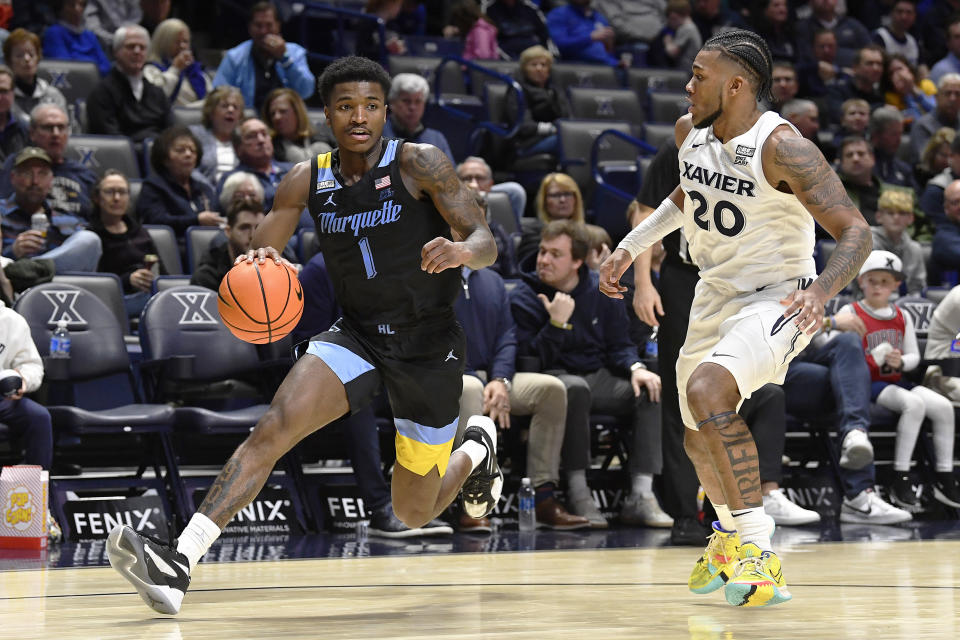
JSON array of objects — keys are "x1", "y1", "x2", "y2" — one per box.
[
  {"x1": 839, "y1": 429, "x2": 874, "y2": 470},
  {"x1": 840, "y1": 489, "x2": 912, "y2": 525},
  {"x1": 762, "y1": 489, "x2": 821, "y2": 526}
]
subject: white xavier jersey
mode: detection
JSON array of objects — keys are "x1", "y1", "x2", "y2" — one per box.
[{"x1": 677, "y1": 110, "x2": 816, "y2": 293}]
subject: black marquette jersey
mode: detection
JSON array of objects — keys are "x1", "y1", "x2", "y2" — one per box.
[{"x1": 308, "y1": 139, "x2": 461, "y2": 327}]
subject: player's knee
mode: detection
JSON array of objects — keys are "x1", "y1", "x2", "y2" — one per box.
[
  {"x1": 393, "y1": 502, "x2": 432, "y2": 529},
  {"x1": 245, "y1": 407, "x2": 289, "y2": 458},
  {"x1": 686, "y1": 367, "x2": 738, "y2": 421}
]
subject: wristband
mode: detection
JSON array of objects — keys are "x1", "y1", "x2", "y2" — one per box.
[
  {"x1": 549, "y1": 318, "x2": 573, "y2": 330},
  {"x1": 630, "y1": 362, "x2": 646, "y2": 372}
]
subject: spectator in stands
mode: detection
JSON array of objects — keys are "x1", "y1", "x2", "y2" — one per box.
[
  {"x1": 454, "y1": 265, "x2": 589, "y2": 531},
  {"x1": 0, "y1": 104, "x2": 96, "y2": 221},
  {"x1": 908, "y1": 73, "x2": 960, "y2": 165},
  {"x1": 0, "y1": 66, "x2": 28, "y2": 162},
  {"x1": 919, "y1": 133, "x2": 960, "y2": 229},
  {"x1": 546, "y1": 0, "x2": 621, "y2": 67},
  {"x1": 870, "y1": 188, "x2": 926, "y2": 293},
  {"x1": 0, "y1": 146, "x2": 101, "y2": 271},
  {"x1": 783, "y1": 316, "x2": 913, "y2": 524},
  {"x1": 390, "y1": 0, "x2": 426, "y2": 37},
  {"x1": 382, "y1": 73, "x2": 454, "y2": 162},
  {"x1": 514, "y1": 45, "x2": 568, "y2": 157},
  {"x1": 919, "y1": 0, "x2": 960, "y2": 69},
  {"x1": 42, "y1": 0, "x2": 112, "y2": 76},
  {"x1": 840, "y1": 252, "x2": 960, "y2": 511},
  {"x1": 190, "y1": 85, "x2": 243, "y2": 185},
  {"x1": 216, "y1": 117, "x2": 291, "y2": 210},
  {"x1": 290, "y1": 252, "x2": 453, "y2": 538},
  {"x1": 869, "y1": 106, "x2": 913, "y2": 188},
  {"x1": 518, "y1": 171, "x2": 585, "y2": 264},
  {"x1": 795, "y1": 0, "x2": 871, "y2": 68},
  {"x1": 797, "y1": 28, "x2": 846, "y2": 100},
  {"x1": 217, "y1": 170, "x2": 263, "y2": 213},
  {"x1": 915, "y1": 127, "x2": 954, "y2": 189},
  {"x1": 595, "y1": 0, "x2": 666, "y2": 50},
  {"x1": 882, "y1": 55, "x2": 935, "y2": 132},
  {"x1": 690, "y1": 0, "x2": 746, "y2": 44},
  {"x1": 84, "y1": 0, "x2": 141, "y2": 52},
  {"x1": 89, "y1": 169, "x2": 161, "y2": 315},
  {"x1": 456, "y1": 156, "x2": 526, "y2": 228},
  {"x1": 485, "y1": 0, "x2": 552, "y2": 59},
  {"x1": 137, "y1": 124, "x2": 222, "y2": 238},
  {"x1": 872, "y1": 0, "x2": 920, "y2": 67},
  {"x1": 770, "y1": 61, "x2": 799, "y2": 112},
  {"x1": 833, "y1": 98, "x2": 870, "y2": 148},
  {"x1": 212, "y1": 1, "x2": 314, "y2": 110},
  {"x1": 190, "y1": 198, "x2": 263, "y2": 291},
  {"x1": 10, "y1": 1, "x2": 56, "y2": 37},
  {"x1": 4, "y1": 29, "x2": 67, "y2": 126},
  {"x1": 446, "y1": 0, "x2": 498, "y2": 61},
  {"x1": 930, "y1": 16, "x2": 960, "y2": 85},
  {"x1": 510, "y1": 220, "x2": 671, "y2": 528},
  {"x1": 751, "y1": 0, "x2": 795, "y2": 62},
  {"x1": 457, "y1": 157, "x2": 518, "y2": 277},
  {"x1": 826, "y1": 45, "x2": 885, "y2": 123},
  {"x1": 932, "y1": 179, "x2": 960, "y2": 273},
  {"x1": 653, "y1": 0, "x2": 701, "y2": 72},
  {"x1": 781, "y1": 99, "x2": 834, "y2": 161},
  {"x1": 144, "y1": 18, "x2": 213, "y2": 107},
  {"x1": 583, "y1": 223, "x2": 612, "y2": 271},
  {"x1": 0, "y1": 287, "x2": 51, "y2": 473},
  {"x1": 140, "y1": 0, "x2": 171, "y2": 34},
  {"x1": 262, "y1": 87, "x2": 331, "y2": 164},
  {"x1": 838, "y1": 136, "x2": 884, "y2": 225},
  {"x1": 87, "y1": 24, "x2": 174, "y2": 144},
  {"x1": 357, "y1": 0, "x2": 407, "y2": 61}
]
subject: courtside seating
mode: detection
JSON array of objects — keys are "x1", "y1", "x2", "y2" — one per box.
[
  {"x1": 52, "y1": 272, "x2": 129, "y2": 336},
  {"x1": 556, "y1": 119, "x2": 635, "y2": 193},
  {"x1": 185, "y1": 226, "x2": 225, "y2": 274}
]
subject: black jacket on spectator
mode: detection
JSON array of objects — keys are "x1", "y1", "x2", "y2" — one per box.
[
  {"x1": 486, "y1": 0, "x2": 552, "y2": 59},
  {"x1": 454, "y1": 267, "x2": 518, "y2": 381},
  {"x1": 89, "y1": 214, "x2": 162, "y2": 293},
  {"x1": 86, "y1": 67, "x2": 174, "y2": 142},
  {"x1": 516, "y1": 77, "x2": 569, "y2": 151},
  {"x1": 136, "y1": 170, "x2": 217, "y2": 236},
  {"x1": 509, "y1": 264, "x2": 639, "y2": 375},
  {"x1": 190, "y1": 241, "x2": 231, "y2": 291}
]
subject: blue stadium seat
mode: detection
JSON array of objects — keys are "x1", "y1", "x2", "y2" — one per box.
[
  {"x1": 65, "y1": 135, "x2": 141, "y2": 179},
  {"x1": 142, "y1": 224, "x2": 184, "y2": 275}
]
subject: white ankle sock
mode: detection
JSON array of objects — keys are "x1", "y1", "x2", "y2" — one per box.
[
  {"x1": 631, "y1": 473, "x2": 653, "y2": 498},
  {"x1": 712, "y1": 502, "x2": 735, "y2": 532},
  {"x1": 176, "y1": 513, "x2": 222, "y2": 571},
  {"x1": 566, "y1": 470, "x2": 589, "y2": 500},
  {"x1": 457, "y1": 440, "x2": 487, "y2": 471},
  {"x1": 731, "y1": 507, "x2": 772, "y2": 552}
]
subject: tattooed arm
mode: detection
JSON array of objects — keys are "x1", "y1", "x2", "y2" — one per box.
[
  {"x1": 762, "y1": 127, "x2": 872, "y2": 333},
  {"x1": 400, "y1": 142, "x2": 497, "y2": 272}
]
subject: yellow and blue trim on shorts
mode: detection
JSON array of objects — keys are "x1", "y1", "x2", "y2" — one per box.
[{"x1": 394, "y1": 417, "x2": 458, "y2": 476}]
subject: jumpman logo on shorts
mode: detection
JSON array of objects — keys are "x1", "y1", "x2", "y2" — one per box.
[{"x1": 445, "y1": 350, "x2": 458, "y2": 362}]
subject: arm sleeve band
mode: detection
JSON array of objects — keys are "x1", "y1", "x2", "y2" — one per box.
[{"x1": 616, "y1": 196, "x2": 683, "y2": 261}]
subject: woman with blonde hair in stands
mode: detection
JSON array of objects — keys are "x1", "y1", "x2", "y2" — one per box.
[
  {"x1": 515, "y1": 45, "x2": 569, "y2": 156},
  {"x1": 144, "y1": 18, "x2": 213, "y2": 107},
  {"x1": 190, "y1": 85, "x2": 244, "y2": 184},
  {"x1": 916, "y1": 127, "x2": 955, "y2": 189},
  {"x1": 4, "y1": 29, "x2": 67, "y2": 125},
  {"x1": 518, "y1": 173, "x2": 585, "y2": 264},
  {"x1": 261, "y1": 87, "x2": 331, "y2": 163}
]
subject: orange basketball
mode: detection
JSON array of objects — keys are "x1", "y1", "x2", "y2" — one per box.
[{"x1": 217, "y1": 259, "x2": 304, "y2": 343}]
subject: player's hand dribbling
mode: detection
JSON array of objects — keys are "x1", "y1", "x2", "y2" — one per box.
[
  {"x1": 598, "y1": 248, "x2": 633, "y2": 299},
  {"x1": 421, "y1": 237, "x2": 467, "y2": 273},
  {"x1": 237, "y1": 246, "x2": 283, "y2": 265},
  {"x1": 780, "y1": 288, "x2": 827, "y2": 335}
]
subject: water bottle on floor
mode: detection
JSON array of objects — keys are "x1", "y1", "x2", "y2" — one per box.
[{"x1": 518, "y1": 477, "x2": 536, "y2": 532}]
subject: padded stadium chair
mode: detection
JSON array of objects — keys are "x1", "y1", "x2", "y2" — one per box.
[
  {"x1": 568, "y1": 87, "x2": 644, "y2": 122},
  {"x1": 469, "y1": 59, "x2": 519, "y2": 97},
  {"x1": 386, "y1": 55, "x2": 467, "y2": 95},
  {"x1": 627, "y1": 67, "x2": 690, "y2": 96},
  {"x1": 896, "y1": 295, "x2": 938, "y2": 337},
  {"x1": 151, "y1": 275, "x2": 191, "y2": 294},
  {"x1": 52, "y1": 272, "x2": 129, "y2": 336},
  {"x1": 13, "y1": 283, "x2": 183, "y2": 538},
  {"x1": 404, "y1": 34, "x2": 462, "y2": 58},
  {"x1": 128, "y1": 178, "x2": 142, "y2": 214},
  {"x1": 138, "y1": 285, "x2": 314, "y2": 530},
  {"x1": 37, "y1": 59, "x2": 100, "y2": 104},
  {"x1": 185, "y1": 226, "x2": 226, "y2": 274},
  {"x1": 143, "y1": 224, "x2": 184, "y2": 275},
  {"x1": 486, "y1": 191, "x2": 518, "y2": 235},
  {"x1": 298, "y1": 229, "x2": 318, "y2": 263},
  {"x1": 172, "y1": 107, "x2": 204, "y2": 127},
  {"x1": 556, "y1": 119, "x2": 635, "y2": 193},
  {"x1": 550, "y1": 63, "x2": 619, "y2": 93},
  {"x1": 648, "y1": 91, "x2": 689, "y2": 123},
  {"x1": 642, "y1": 122, "x2": 675, "y2": 148},
  {"x1": 65, "y1": 135, "x2": 141, "y2": 179}
]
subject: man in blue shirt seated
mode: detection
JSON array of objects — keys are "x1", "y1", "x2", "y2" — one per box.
[
  {"x1": 217, "y1": 118, "x2": 292, "y2": 211},
  {"x1": 546, "y1": 0, "x2": 621, "y2": 67},
  {"x1": 383, "y1": 73, "x2": 454, "y2": 163}
]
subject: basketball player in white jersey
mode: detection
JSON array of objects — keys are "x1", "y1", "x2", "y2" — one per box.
[{"x1": 599, "y1": 30, "x2": 872, "y2": 607}]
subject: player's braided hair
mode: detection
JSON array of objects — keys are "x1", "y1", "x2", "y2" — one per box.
[{"x1": 702, "y1": 29, "x2": 774, "y2": 103}]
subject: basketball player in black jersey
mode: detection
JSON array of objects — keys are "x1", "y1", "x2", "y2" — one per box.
[{"x1": 105, "y1": 56, "x2": 501, "y2": 615}]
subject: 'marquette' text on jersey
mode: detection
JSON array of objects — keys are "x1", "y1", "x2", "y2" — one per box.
[{"x1": 316, "y1": 200, "x2": 403, "y2": 236}]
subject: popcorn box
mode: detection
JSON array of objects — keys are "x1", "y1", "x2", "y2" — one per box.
[{"x1": 0, "y1": 465, "x2": 48, "y2": 550}]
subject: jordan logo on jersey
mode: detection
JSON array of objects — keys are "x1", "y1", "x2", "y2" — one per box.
[
  {"x1": 682, "y1": 162, "x2": 756, "y2": 197},
  {"x1": 316, "y1": 200, "x2": 402, "y2": 237}
]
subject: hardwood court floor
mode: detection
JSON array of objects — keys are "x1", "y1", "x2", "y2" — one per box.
[{"x1": 1, "y1": 537, "x2": 958, "y2": 640}]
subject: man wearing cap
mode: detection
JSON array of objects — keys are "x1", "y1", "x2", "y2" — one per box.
[{"x1": 0, "y1": 147, "x2": 101, "y2": 272}]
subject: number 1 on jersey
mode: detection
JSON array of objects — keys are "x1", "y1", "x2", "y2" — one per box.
[{"x1": 358, "y1": 236, "x2": 378, "y2": 279}]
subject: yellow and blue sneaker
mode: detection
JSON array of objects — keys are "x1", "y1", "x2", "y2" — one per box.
[
  {"x1": 688, "y1": 521, "x2": 740, "y2": 594},
  {"x1": 724, "y1": 542, "x2": 792, "y2": 607}
]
